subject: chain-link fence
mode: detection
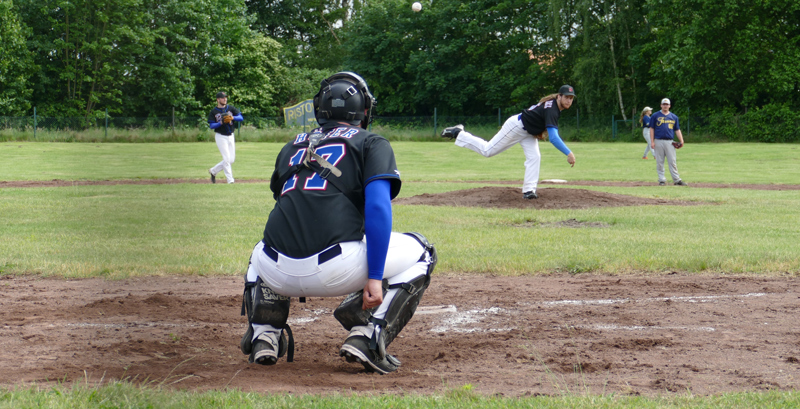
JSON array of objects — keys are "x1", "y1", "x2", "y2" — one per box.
[{"x1": 1, "y1": 109, "x2": 798, "y2": 143}]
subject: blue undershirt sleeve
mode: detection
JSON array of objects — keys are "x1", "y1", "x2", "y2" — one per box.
[
  {"x1": 209, "y1": 121, "x2": 221, "y2": 130},
  {"x1": 547, "y1": 126, "x2": 571, "y2": 155},
  {"x1": 364, "y1": 179, "x2": 392, "y2": 281},
  {"x1": 233, "y1": 114, "x2": 243, "y2": 122}
]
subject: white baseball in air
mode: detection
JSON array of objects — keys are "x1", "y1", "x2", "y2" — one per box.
[{"x1": 412, "y1": 2, "x2": 422, "y2": 12}]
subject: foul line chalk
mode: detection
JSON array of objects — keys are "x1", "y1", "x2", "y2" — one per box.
[{"x1": 541, "y1": 292, "x2": 767, "y2": 306}]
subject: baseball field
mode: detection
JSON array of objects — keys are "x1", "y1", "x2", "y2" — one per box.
[{"x1": 1, "y1": 140, "x2": 799, "y2": 407}]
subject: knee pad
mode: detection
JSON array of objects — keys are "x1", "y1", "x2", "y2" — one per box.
[
  {"x1": 333, "y1": 280, "x2": 388, "y2": 331},
  {"x1": 240, "y1": 278, "x2": 294, "y2": 361},
  {"x1": 242, "y1": 278, "x2": 291, "y2": 327},
  {"x1": 403, "y1": 231, "x2": 437, "y2": 275}
]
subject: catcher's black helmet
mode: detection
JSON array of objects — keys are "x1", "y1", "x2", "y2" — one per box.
[{"x1": 313, "y1": 72, "x2": 376, "y2": 129}]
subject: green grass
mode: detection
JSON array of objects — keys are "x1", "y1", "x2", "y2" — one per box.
[
  {"x1": 2, "y1": 141, "x2": 798, "y2": 184},
  {"x1": 2, "y1": 382, "x2": 800, "y2": 408},
  {"x1": 1, "y1": 142, "x2": 798, "y2": 277}
]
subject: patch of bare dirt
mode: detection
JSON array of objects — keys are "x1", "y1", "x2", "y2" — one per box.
[
  {"x1": 2, "y1": 274, "x2": 800, "y2": 396},
  {"x1": 393, "y1": 186, "x2": 700, "y2": 210}
]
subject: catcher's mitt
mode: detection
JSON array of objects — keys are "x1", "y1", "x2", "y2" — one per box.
[
  {"x1": 672, "y1": 141, "x2": 683, "y2": 149},
  {"x1": 222, "y1": 112, "x2": 234, "y2": 124}
]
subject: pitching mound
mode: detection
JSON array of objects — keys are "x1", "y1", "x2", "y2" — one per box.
[{"x1": 393, "y1": 186, "x2": 697, "y2": 209}]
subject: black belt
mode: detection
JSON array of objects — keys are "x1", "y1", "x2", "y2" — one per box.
[{"x1": 263, "y1": 243, "x2": 342, "y2": 264}]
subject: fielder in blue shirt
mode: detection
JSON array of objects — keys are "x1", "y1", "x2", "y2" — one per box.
[{"x1": 650, "y1": 98, "x2": 688, "y2": 186}]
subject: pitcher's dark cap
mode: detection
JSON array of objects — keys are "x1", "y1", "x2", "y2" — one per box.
[{"x1": 559, "y1": 85, "x2": 575, "y2": 96}]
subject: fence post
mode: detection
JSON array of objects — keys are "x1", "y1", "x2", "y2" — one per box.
[
  {"x1": 172, "y1": 107, "x2": 175, "y2": 134},
  {"x1": 498, "y1": 108, "x2": 501, "y2": 128},
  {"x1": 612, "y1": 115, "x2": 615, "y2": 139},
  {"x1": 33, "y1": 107, "x2": 37, "y2": 139},
  {"x1": 105, "y1": 108, "x2": 108, "y2": 138},
  {"x1": 433, "y1": 107, "x2": 437, "y2": 136},
  {"x1": 576, "y1": 108, "x2": 580, "y2": 132}
]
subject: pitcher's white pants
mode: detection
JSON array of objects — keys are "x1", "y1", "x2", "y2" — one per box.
[
  {"x1": 455, "y1": 115, "x2": 540, "y2": 193},
  {"x1": 246, "y1": 233, "x2": 431, "y2": 342},
  {"x1": 211, "y1": 133, "x2": 235, "y2": 183}
]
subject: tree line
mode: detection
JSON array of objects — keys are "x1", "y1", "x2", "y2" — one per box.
[{"x1": 1, "y1": 0, "x2": 798, "y2": 128}]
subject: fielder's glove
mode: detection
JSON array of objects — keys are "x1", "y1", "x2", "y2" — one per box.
[
  {"x1": 222, "y1": 112, "x2": 234, "y2": 124},
  {"x1": 672, "y1": 141, "x2": 683, "y2": 149}
]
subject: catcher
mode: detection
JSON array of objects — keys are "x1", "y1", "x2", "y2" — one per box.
[
  {"x1": 441, "y1": 85, "x2": 577, "y2": 199},
  {"x1": 239, "y1": 72, "x2": 437, "y2": 374},
  {"x1": 649, "y1": 98, "x2": 688, "y2": 186},
  {"x1": 207, "y1": 91, "x2": 243, "y2": 184}
]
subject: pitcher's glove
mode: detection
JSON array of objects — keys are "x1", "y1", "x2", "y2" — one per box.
[
  {"x1": 222, "y1": 112, "x2": 234, "y2": 124},
  {"x1": 672, "y1": 141, "x2": 683, "y2": 149}
]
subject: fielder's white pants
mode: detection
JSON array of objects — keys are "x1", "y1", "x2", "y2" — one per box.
[
  {"x1": 653, "y1": 139, "x2": 681, "y2": 183},
  {"x1": 211, "y1": 133, "x2": 235, "y2": 183},
  {"x1": 246, "y1": 233, "x2": 431, "y2": 342},
  {"x1": 642, "y1": 128, "x2": 654, "y2": 158},
  {"x1": 455, "y1": 115, "x2": 540, "y2": 193}
]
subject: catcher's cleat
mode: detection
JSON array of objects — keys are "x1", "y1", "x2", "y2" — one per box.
[
  {"x1": 208, "y1": 169, "x2": 216, "y2": 184},
  {"x1": 674, "y1": 180, "x2": 689, "y2": 186},
  {"x1": 659, "y1": 181, "x2": 666, "y2": 186},
  {"x1": 523, "y1": 190, "x2": 538, "y2": 200},
  {"x1": 340, "y1": 335, "x2": 400, "y2": 375},
  {"x1": 249, "y1": 332, "x2": 287, "y2": 365},
  {"x1": 440, "y1": 124, "x2": 464, "y2": 139}
]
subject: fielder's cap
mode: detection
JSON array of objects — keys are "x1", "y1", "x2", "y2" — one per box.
[
  {"x1": 559, "y1": 85, "x2": 576, "y2": 96},
  {"x1": 643, "y1": 106, "x2": 653, "y2": 113},
  {"x1": 216, "y1": 91, "x2": 228, "y2": 99},
  {"x1": 661, "y1": 98, "x2": 670, "y2": 105}
]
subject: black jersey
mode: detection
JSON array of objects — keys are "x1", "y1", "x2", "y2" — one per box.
[
  {"x1": 519, "y1": 99, "x2": 561, "y2": 136},
  {"x1": 208, "y1": 105, "x2": 241, "y2": 136},
  {"x1": 263, "y1": 124, "x2": 402, "y2": 258}
]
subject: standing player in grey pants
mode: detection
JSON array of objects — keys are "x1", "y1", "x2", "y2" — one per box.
[
  {"x1": 639, "y1": 106, "x2": 654, "y2": 159},
  {"x1": 208, "y1": 91, "x2": 243, "y2": 184},
  {"x1": 650, "y1": 98, "x2": 688, "y2": 186}
]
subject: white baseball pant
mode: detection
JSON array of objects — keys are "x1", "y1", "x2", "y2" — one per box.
[
  {"x1": 246, "y1": 233, "x2": 431, "y2": 342},
  {"x1": 455, "y1": 115, "x2": 541, "y2": 193},
  {"x1": 210, "y1": 133, "x2": 235, "y2": 183}
]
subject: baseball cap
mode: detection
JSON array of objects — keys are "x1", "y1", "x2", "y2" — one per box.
[
  {"x1": 661, "y1": 98, "x2": 670, "y2": 105},
  {"x1": 216, "y1": 91, "x2": 228, "y2": 99},
  {"x1": 559, "y1": 85, "x2": 576, "y2": 96}
]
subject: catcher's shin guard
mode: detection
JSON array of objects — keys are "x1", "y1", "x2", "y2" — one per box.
[
  {"x1": 376, "y1": 232, "x2": 436, "y2": 347},
  {"x1": 240, "y1": 278, "x2": 294, "y2": 362},
  {"x1": 379, "y1": 270, "x2": 431, "y2": 347}
]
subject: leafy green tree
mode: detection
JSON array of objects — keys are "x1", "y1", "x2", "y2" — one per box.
[
  {"x1": 17, "y1": 0, "x2": 289, "y2": 118},
  {"x1": 644, "y1": 0, "x2": 800, "y2": 114},
  {"x1": 0, "y1": 0, "x2": 35, "y2": 112},
  {"x1": 245, "y1": 0, "x2": 358, "y2": 69},
  {"x1": 344, "y1": 0, "x2": 559, "y2": 116}
]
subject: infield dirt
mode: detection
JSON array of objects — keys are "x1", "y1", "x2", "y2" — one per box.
[{"x1": 1, "y1": 181, "x2": 799, "y2": 396}]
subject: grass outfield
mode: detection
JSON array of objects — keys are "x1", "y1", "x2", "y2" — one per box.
[
  {"x1": 3, "y1": 382, "x2": 800, "y2": 408},
  {"x1": 1, "y1": 141, "x2": 799, "y2": 406},
  {"x1": 1, "y1": 141, "x2": 798, "y2": 277}
]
